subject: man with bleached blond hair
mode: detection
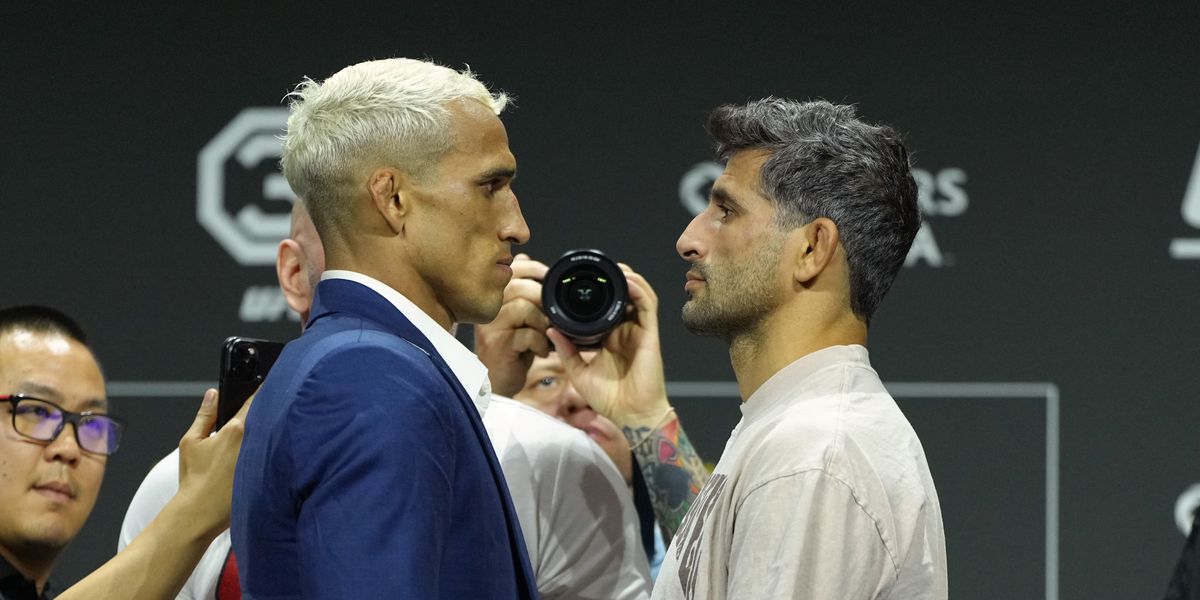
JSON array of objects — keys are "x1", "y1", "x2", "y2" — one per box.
[{"x1": 231, "y1": 58, "x2": 537, "y2": 600}]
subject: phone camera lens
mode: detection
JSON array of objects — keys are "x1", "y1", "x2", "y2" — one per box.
[{"x1": 230, "y1": 342, "x2": 259, "y2": 380}]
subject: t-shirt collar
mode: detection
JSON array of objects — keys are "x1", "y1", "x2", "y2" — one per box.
[{"x1": 740, "y1": 344, "x2": 872, "y2": 422}]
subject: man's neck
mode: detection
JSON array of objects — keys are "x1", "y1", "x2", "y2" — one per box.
[
  {"x1": 729, "y1": 304, "x2": 867, "y2": 402},
  {"x1": 326, "y1": 251, "x2": 454, "y2": 331},
  {"x1": 0, "y1": 543, "x2": 55, "y2": 596}
]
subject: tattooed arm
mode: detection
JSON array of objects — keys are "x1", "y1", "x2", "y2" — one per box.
[
  {"x1": 623, "y1": 413, "x2": 710, "y2": 542},
  {"x1": 548, "y1": 264, "x2": 709, "y2": 542}
]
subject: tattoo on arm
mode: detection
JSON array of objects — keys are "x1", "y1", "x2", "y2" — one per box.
[{"x1": 624, "y1": 417, "x2": 710, "y2": 544}]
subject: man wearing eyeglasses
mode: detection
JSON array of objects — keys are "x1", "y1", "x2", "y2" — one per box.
[
  {"x1": 0, "y1": 305, "x2": 256, "y2": 600},
  {"x1": 0, "y1": 305, "x2": 111, "y2": 599}
]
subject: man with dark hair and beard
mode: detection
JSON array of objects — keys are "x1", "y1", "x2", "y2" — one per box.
[{"x1": 555, "y1": 99, "x2": 947, "y2": 600}]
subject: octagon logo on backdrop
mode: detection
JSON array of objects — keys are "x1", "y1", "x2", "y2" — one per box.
[{"x1": 198, "y1": 108, "x2": 298, "y2": 322}]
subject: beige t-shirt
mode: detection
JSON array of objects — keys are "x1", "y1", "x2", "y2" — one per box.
[{"x1": 652, "y1": 345, "x2": 947, "y2": 600}]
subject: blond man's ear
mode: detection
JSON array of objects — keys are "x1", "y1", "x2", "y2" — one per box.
[{"x1": 277, "y1": 239, "x2": 313, "y2": 316}]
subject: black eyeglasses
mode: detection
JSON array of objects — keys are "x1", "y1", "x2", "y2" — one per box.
[{"x1": 1, "y1": 394, "x2": 125, "y2": 456}]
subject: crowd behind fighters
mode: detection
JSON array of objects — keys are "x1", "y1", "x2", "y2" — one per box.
[{"x1": 2, "y1": 56, "x2": 950, "y2": 599}]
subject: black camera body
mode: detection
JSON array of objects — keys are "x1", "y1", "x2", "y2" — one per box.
[
  {"x1": 217, "y1": 336, "x2": 284, "y2": 429},
  {"x1": 542, "y1": 249, "x2": 628, "y2": 348}
]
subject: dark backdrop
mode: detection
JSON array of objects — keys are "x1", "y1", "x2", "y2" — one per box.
[{"x1": 3, "y1": 4, "x2": 1199, "y2": 599}]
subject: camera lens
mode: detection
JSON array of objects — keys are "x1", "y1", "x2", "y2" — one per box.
[
  {"x1": 542, "y1": 249, "x2": 628, "y2": 348},
  {"x1": 558, "y1": 271, "x2": 612, "y2": 321},
  {"x1": 230, "y1": 342, "x2": 259, "y2": 381}
]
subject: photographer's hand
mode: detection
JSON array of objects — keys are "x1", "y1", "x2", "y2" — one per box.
[
  {"x1": 56, "y1": 390, "x2": 251, "y2": 600},
  {"x1": 174, "y1": 388, "x2": 252, "y2": 539},
  {"x1": 475, "y1": 254, "x2": 553, "y2": 397},
  {"x1": 547, "y1": 265, "x2": 670, "y2": 428},
  {"x1": 548, "y1": 265, "x2": 709, "y2": 541}
]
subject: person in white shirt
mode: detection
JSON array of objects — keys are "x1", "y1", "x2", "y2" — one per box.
[
  {"x1": 508, "y1": 353, "x2": 634, "y2": 486},
  {"x1": 475, "y1": 257, "x2": 654, "y2": 599},
  {"x1": 551, "y1": 99, "x2": 948, "y2": 600},
  {"x1": 481, "y1": 394, "x2": 650, "y2": 599}
]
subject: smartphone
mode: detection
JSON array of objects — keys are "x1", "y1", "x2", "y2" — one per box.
[{"x1": 217, "y1": 336, "x2": 284, "y2": 429}]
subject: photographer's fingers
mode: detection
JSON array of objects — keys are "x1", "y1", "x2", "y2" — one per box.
[
  {"x1": 628, "y1": 275, "x2": 659, "y2": 328},
  {"x1": 547, "y1": 327, "x2": 586, "y2": 375},
  {"x1": 496, "y1": 297, "x2": 551, "y2": 333},
  {"x1": 617, "y1": 265, "x2": 660, "y2": 332},
  {"x1": 620, "y1": 266, "x2": 659, "y2": 305},
  {"x1": 184, "y1": 389, "x2": 219, "y2": 442},
  {"x1": 502, "y1": 277, "x2": 545, "y2": 306},
  {"x1": 511, "y1": 255, "x2": 549, "y2": 281},
  {"x1": 510, "y1": 327, "x2": 552, "y2": 358}
]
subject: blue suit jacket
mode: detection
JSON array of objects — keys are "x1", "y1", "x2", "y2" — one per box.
[{"x1": 231, "y1": 278, "x2": 538, "y2": 599}]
